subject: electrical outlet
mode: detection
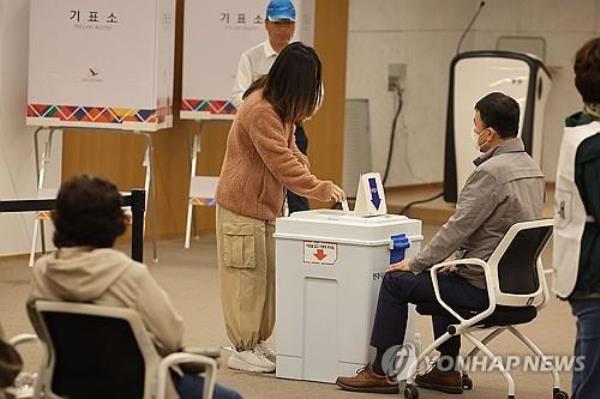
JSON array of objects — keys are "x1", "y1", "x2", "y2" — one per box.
[{"x1": 388, "y1": 63, "x2": 407, "y2": 92}]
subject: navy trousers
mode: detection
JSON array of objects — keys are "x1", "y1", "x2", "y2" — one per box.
[
  {"x1": 370, "y1": 271, "x2": 488, "y2": 358},
  {"x1": 571, "y1": 299, "x2": 600, "y2": 399}
]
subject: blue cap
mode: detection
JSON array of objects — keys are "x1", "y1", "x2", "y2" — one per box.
[{"x1": 266, "y1": 0, "x2": 296, "y2": 22}]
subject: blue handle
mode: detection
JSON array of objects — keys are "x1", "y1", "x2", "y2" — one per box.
[{"x1": 390, "y1": 234, "x2": 410, "y2": 264}]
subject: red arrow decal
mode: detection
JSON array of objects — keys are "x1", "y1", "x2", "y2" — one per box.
[{"x1": 314, "y1": 249, "x2": 327, "y2": 261}]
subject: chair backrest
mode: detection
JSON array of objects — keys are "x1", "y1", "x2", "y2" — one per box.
[
  {"x1": 486, "y1": 219, "x2": 553, "y2": 307},
  {"x1": 33, "y1": 301, "x2": 161, "y2": 399}
]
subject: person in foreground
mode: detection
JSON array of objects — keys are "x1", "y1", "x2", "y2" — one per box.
[
  {"x1": 216, "y1": 42, "x2": 345, "y2": 373},
  {"x1": 28, "y1": 175, "x2": 242, "y2": 399},
  {"x1": 336, "y1": 92, "x2": 545, "y2": 394},
  {"x1": 553, "y1": 37, "x2": 600, "y2": 399}
]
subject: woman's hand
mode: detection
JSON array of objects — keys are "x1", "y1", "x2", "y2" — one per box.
[{"x1": 330, "y1": 184, "x2": 346, "y2": 203}]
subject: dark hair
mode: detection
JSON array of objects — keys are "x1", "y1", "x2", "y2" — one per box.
[
  {"x1": 474, "y1": 92, "x2": 520, "y2": 138},
  {"x1": 574, "y1": 37, "x2": 600, "y2": 103},
  {"x1": 243, "y1": 42, "x2": 322, "y2": 124},
  {"x1": 52, "y1": 175, "x2": 126, "y2": 249}
]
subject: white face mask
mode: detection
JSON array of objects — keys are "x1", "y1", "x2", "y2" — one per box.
[
  {"x1": 472, "y1": 131, "x2": 481, "y2": 151},
  {"x1": 472, "y1": 128, "x2": 490, "y2": 152}
]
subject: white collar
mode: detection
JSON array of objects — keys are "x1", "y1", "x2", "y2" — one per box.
[{"x1": 263, "y1": 40, "x2": 278, "y2": 58}]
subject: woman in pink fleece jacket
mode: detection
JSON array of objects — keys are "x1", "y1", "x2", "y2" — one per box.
[{"x1": 215, "y1": 42, "x2": 345, "y2": 373}]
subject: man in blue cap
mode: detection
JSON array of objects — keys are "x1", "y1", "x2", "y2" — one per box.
[{"x1": 232, "y1": 0, "x2": 310, "y2": 217}]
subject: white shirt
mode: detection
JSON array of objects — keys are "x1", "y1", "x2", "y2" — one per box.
[{"x1": 231, "y1": 41, "x2": 278, "y2": 108}]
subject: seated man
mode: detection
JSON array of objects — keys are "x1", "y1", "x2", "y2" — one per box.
[
  {"x1": 336, "y1": 92, "x2": 545, "y2": 394},
  {"x1": 28, "y1": 175, "x2": 241, "y2": 399}
]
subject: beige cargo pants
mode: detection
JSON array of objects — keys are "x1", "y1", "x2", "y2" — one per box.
[{"x1": 216, "y1": 205, "x2": 276, "y2": 350}]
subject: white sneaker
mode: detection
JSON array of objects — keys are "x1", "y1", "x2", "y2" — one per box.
[
  {"x1": 256, "y1": 341, "x2": 276, "y2": 363},
  {"x1": 227, "y1": 348, "x2": 275, "y2": 373}
]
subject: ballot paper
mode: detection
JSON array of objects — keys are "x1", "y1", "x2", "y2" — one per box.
[{"x1": 341, "y1": 199, "x2": 350, "y2": 212}]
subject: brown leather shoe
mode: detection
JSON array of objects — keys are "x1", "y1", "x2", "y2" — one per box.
[
  {"x1": 415, "y1": 364, "x2": 463, "y2": 394},
  {"x1": 336, "y1": 364, "x2": 399, "y2": 394}
]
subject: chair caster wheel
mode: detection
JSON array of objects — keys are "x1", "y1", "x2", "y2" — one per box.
[
  {"x1": 553, "y1": 389, "x2": 569, "y2": 399},
  {"x1": 404, "y1": 384, "x2": 419, "y2": 399},
  {"x1": 462, "y1": 373, "x2": 473, "y2": 390}
]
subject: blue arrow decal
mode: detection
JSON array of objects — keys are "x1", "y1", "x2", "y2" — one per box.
[{"x1": 368, "y1": 178, "x2": 381, "y2": 210}]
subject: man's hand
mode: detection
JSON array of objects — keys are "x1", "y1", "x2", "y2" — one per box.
[
  {"x1": 386, "y1": 258, "x2": 412, "y2": 273},
  {"x1": 439, "y1": 264, "x2": 456, "y2": 273}
]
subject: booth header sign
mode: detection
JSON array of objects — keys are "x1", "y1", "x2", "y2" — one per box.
[
  {"x1": 181, "y1": 0, "x2": 315, "y2": 120},
  {"x1": 27, "y1": 0, "x2": 176, "y2": 131}
]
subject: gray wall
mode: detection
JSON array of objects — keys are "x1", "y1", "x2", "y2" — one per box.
[{"x1": 347, "y1": 0, "x2": 600, "y2": 186}]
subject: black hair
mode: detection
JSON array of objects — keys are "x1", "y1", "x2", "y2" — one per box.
[
  {"x1": 243, "y1": 42, "x2": 322, "y2": 124},
  {"x1": 574, "y1": 37, "x2": 600, "y2": 103},
  {"x1": 474, "y1": 92, "x2": 520, "y2": 138},
  {"x1": 52, "y1": 175, "x2": 126, "y2": 249}
]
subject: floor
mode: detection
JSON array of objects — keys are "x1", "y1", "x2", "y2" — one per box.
[{"x1": 0, "y1": 222, "x2": 575, "y2": 399}]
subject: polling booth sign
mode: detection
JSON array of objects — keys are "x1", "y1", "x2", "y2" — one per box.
[
  {"x1": 180, "y1": 0, "x2": 315, "y2": 120},
  {"x1": 26, "y1": 0, "x2": 176, "y2": 131}
]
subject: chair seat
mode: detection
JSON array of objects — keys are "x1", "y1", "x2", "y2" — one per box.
[{"x1": 416, "y1": 303, "x2": 537, "y2": 328}]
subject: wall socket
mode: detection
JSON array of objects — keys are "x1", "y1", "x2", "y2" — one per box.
[{"x1": 388, "y1": 63, "x2": 407, "y2": 92}]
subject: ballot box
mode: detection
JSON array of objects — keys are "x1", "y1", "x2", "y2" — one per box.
[{"x1": 275, "y1": 210, "x2": 423, "y2": 383}]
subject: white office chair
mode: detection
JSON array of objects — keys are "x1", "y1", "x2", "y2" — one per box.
[
  {"x1": 403, "y1": 219, "x2": 569, "y2": 399},
  {"x1": 30, "y1": 301, "x2": 218, "y2": 399}
]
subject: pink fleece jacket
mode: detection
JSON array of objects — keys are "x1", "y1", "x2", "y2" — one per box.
[{"x1": 216, "y1": 89, "x2": 333, "y2": 220}]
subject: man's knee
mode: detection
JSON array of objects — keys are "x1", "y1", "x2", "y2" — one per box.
[{"x1": 381, "y1": 272, "x2": 417, "y2": 295}]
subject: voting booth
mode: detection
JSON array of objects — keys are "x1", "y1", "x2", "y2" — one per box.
[
  {"x1": 180, "y1": 0, "x2": 315, "y2": 120},
  {"x1": 27, "y1": 0, "x2": 176, "y2": 131},
  {"x1": 443, "y1": 51, "x2": 552, "y2": 202},
  {"x1": 275, "y1": 174, "x2": 423, "y2": 383}
]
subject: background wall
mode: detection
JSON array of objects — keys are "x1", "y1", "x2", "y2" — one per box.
[
  {"x1": 347, "y1": 0, "x2": 600, "y2": 186},
  {"x1": 61, "y1": 0, "x2": 349, "y2": 239},
  {"x1": 0, "y1": 0, "x2": 62, "y2": 255}
]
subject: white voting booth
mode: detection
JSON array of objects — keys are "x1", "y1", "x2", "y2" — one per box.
[
  {"x1": 27, "y1": 0, "x2": 176, "y2": 261},
  {"x1": 181, "y1": 0, "x2": 315, "y2": 247},
  {"x1": 275, "y1": 174, "x2": 422, "y2": 383},
  {"x1": 28, "y1": 0, "x2": 175, "y2": 131}
]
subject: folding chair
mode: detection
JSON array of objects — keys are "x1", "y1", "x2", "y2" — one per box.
[
  {"x1": 185, "y1": 176, "x2": 218, "y2": 249},
  {"x1": 30, "y1": 301, "x2": 218, "y2": 399},
  {"x1": 402, "y1": 219, "x2": 569, "y2": 399},
  {"x1": 29, "y1": 188, "x2": 58, "y2": 267}
]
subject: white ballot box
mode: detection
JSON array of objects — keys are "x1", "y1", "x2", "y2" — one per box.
[{"x1": 275, "y1": 210, "x2": 423, "y2": 383}]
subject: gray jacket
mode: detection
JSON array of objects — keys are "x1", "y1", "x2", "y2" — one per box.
[{"x1": 409, "y1": 138, "x2": 545, "y2": 289}]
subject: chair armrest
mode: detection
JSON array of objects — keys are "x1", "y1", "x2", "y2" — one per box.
[
  {"x1": 157, "y1": 353, "x2": 218, "y2": 399},
  {"x1": 182, "y1": 346, "x2": 221, "y2": 359},
  {"x1": 429, "y1": 259, "x2": 497, "y2": 330},
  {"x1": 8, "y1": 334, "x2": 39, "y2": 347}
]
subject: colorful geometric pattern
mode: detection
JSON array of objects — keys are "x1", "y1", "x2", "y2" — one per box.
[
  {"x1": 191, "y1": 197, "x2": 217, "y2": 207},
  {"x1": 27, "y1": 104, "x2": 171, "y2": 125},
  {"x1": 181, "y1": 99, "x2": 237, "y2": 115}
]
